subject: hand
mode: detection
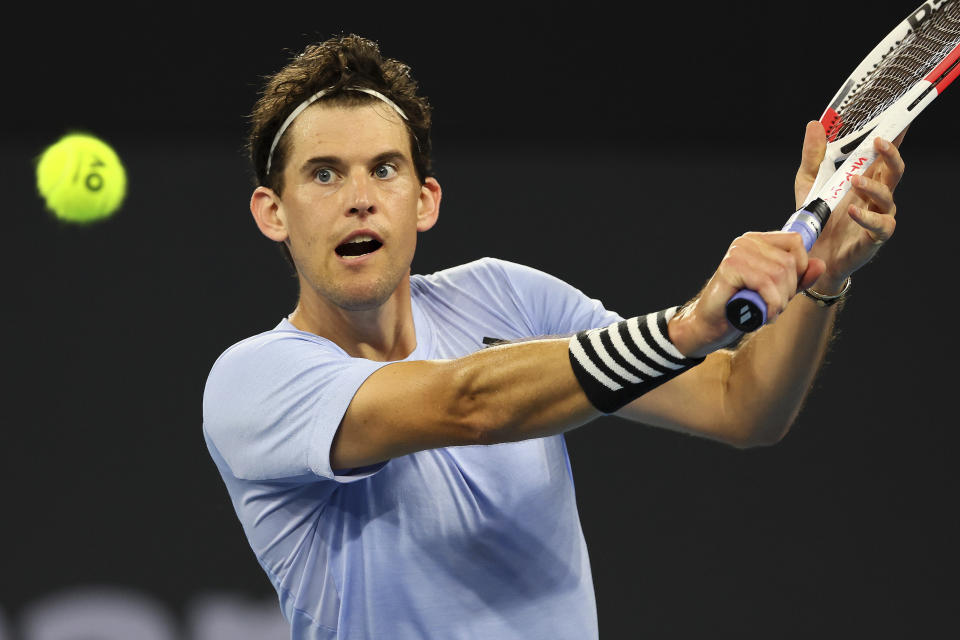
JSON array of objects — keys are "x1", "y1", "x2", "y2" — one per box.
[
  {"x1": 669, "y1": 122, "x2": 906, "y2": 359},
  {"x1": 669, "y1": 231, "x2": 826, "y2": 357},
  {"x1": 796, "y1": 120, "x2": 907, "y2": 292}
]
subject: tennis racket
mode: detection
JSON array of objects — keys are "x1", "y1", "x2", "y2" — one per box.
[{"x1": 726, "y1": 0, "x2": 960, "y2": 332}]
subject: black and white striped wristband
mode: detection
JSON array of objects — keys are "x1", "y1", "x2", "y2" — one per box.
[{"x1": 568, "y1": 307, "x2": 705, "y2": 414}]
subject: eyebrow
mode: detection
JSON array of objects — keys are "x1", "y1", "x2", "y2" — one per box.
[{"x1": 299, "y1": 150, "x2": 408, "y2": 173}]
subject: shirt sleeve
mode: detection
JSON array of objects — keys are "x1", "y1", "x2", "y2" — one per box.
[
  {"x1": 485, "y1": 258, "x2": 624, "y2": 336},
  {"x1": 202, "y1": 330, "x2": 391, "y2": 483}
]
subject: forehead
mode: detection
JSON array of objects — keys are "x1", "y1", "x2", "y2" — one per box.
[{"x1": 285, "y1": 102, "x2": 411, "y2": 163}]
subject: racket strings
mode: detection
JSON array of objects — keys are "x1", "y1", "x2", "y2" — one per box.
[{"x1": 828, "y1": 1, "x2": 960, "y2": 140}]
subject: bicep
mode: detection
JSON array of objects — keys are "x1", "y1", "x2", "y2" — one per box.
[{"x1": 332, "y1": 337, "x2": 598, "y2": 469}]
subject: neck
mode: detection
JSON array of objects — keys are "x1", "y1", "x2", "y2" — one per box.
[{"x1": 289, "y1": 276, "x2": 417, "y2": 362}]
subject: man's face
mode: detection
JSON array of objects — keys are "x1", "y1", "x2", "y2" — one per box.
[{"x1": 273, "y1": 103, "x2": 437, "y2": 312}]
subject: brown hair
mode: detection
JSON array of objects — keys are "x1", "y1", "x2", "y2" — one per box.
[{"x1": 247, "y1": 34, "x2": 433, "y2": 195}]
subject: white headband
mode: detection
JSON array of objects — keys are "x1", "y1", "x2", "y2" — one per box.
[{"x1": 265, "y1": 86, "x2": 409, "y2": 175}]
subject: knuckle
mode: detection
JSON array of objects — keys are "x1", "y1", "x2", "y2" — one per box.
[
  {"x1": 762, "y1": 275, "x2": 780, "y2": 295},
  {"x1": 728, "y1": 235, "x2": 756, "y2": 256},
  {"x1": 776, "y1": 252, "x2": 797, "y2": 276},
  {"x1": 774, "y1": 261, "x2": 790, "y2": 281},
  {"x1": 789, "y1": 233, "x2": 805, "y2": 252},
  {"x1": 727, "y1": 236, "x2": 746, "y2": 253},
  {"x1": 765, "y1": 291, "x2": 787, "y2": 318}
]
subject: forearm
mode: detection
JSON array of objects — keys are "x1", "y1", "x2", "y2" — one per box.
[
  {"x1": 615, "y1": 290, "x2": 839, "y2": 447},
  {"x1": 720, "y1": 287, "x2": 841, "y2": 444},
  {"x1": 339, "y1": 307, "x2": 704, "y2": 468},
  {"x1": 454, "y1": 308, "x2": 703, "y2": 442}
]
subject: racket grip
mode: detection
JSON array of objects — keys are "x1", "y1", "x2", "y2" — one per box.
[{"x1": 725, "y1": 199, "x2": 831, "y2": 332}]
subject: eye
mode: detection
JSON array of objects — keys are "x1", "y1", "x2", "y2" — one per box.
[
  {"x1": 373, "y1": 163, "x2": 398, "y2": 179},
  {"x1": 314, "y1": 167, "x2": 336, "y2": 184}
]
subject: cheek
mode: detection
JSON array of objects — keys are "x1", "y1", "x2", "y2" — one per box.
[
  {"x1": 284, "y1": 209, "x2": 334, "y2": 261},
  {"x1": 379, "y1": 182, "x2": 415, "y2": 207},
  {"x1": 392, "y1": 183, "x2": 427, "y2": 221}
]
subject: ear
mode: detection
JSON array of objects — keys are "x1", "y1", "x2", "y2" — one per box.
[
  {"x1": 416, "y1": 177, "x2": 442, "y2": 232},
  {"x1": 250, "y1": 186, "x2": 288, "y2": 242}
]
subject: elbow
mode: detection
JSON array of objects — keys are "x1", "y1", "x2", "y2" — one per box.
[
  {"x1": 717, "y1": 369, "x2": 797, "y2": 449},
  {"x1": 728, "y1": 418, "x2": 793, "y2": 450},
  {"x1": 730, "y1": 432, "x2": 782, "y2": 450}
]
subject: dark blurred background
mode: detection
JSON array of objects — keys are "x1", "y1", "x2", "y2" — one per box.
[{"x1": 3, "y1": 3, "x2": 958, "y2": 638}]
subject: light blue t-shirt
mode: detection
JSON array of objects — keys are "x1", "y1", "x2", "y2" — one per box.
[{"x1": 202, "y1": 258, "x2": 623, "y2": 639}]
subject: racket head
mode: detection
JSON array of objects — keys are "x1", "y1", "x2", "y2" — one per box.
[
  {"x1": 809, "y1": 0, "x2": 960, "y2": 194},
  {"x1": 730, "y1": 1, "x2": 959, "y2": 333}
]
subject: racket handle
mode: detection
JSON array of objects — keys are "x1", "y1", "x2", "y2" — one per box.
[{"x1": 725, "y1": 199, "x2": 832, "y2": 332}]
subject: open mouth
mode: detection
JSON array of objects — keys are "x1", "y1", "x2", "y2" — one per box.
[{"x1": 335, "y1": 234, "x2": 383, "y2": 258}]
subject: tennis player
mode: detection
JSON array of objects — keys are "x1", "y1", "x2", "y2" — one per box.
[{"x1": 202, "y1": 34, "x2": 905, "y2": 639}]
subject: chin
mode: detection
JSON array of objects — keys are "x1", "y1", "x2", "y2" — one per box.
[
  {"x1": 335, "y1": 295, "x2": 391, "y2": 312},
  {"x1": 326, "y1": 279, "x2": 399, "y2": 312}
]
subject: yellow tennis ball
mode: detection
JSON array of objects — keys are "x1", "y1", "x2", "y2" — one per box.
[{"x1": 35, "y1": 133, "x2": 127, "y2": 223}]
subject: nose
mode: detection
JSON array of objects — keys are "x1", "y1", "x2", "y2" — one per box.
[{"x1": 347, "y1": 174, "x2": 377, "y2": 217}]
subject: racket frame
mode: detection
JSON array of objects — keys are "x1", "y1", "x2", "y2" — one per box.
[{"x1": 725, "y1": 0, "x2": 960, "y2": 332}]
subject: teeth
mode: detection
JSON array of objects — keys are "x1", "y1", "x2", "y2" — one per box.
[{"x1": 346, "y1": 234, "x2": 374, "y2": 243}]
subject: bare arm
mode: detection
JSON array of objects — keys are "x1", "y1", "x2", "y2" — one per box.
[
  {"x1": 619, "y1": 123, "x2": 905, "y2": 446},
  {"x1": 616, "y1": 289, "x2": 838, "y2": 447},
  {"x1": 333, "y1": 289, "x2": 831, "y2": 470},
  {"x1": 333, "y1": 124, "x2": 905, "y2": 469},
  {"x1": 332, "y1": 338, "x2": 600, "y2": 469}
]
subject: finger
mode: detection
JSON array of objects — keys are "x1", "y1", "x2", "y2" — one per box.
[
  {"x1": 729, "y1": 235, "x2": 806, "y2": 304},
  {"x1": 866, "y1": 137, "x2": 906, "y2": 191},
  {"x1": 754, "y1": 234, "x2": 810, "y2": 302},
  {"x1": 851, "y1": 174, "x2": 896, "y2": 217},
  {"x1": 892, "y1": 124, "x2": 910, "y2": 147},
  {"x1": 718, "y1": 234, "x2": 810, "y2": 323},
  {"x1": 725, "y1": 232, "x2": 810, "y2": 283},
  {"x1": 727, "y1": 265, "x2": 791, "y2": 321},
  {"x1": 848, "y1": 204, "x2": 897, "y2": 245},
  {"x1": 799, "y1": 121, "x2": 827, "y2": 176},
  {"x1": 748, "y1": 231, "x2": 811, "y2": 277},
  {"x1": 795, "y1": 122, "x2": 827, "y2": 204}
]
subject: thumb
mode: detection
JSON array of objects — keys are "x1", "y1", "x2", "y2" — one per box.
[
  {"x1": 892, "y1": 123, "x2": 909, "y2": 147},
  {"x1": 795, "y1": 120, "x2": 827, "y2": 204},
  {"x1": 799, "y1": 120, "x2": 827, "y2": 177},
  {"x1": 798, "y1": 257, "x2": 827, "y2": 291}
]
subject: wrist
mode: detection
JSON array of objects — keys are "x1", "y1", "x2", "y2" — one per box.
[
  {"x1": 569, "y1": 307, "x2": 705, "y2": 414},
  {"x1": 668, "y1": 300, "x2": 738, "y2": 359},
  {"x1": 801, "y1": 275, "x2": 852, "y2": 308},
  {"x1": 808, "y1": 272, "x2": 849, "y2": 296},
  {"x1": 668, "y1": 305, "x2": 703, "y2": 358}
]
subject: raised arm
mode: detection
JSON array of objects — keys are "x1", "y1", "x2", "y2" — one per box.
[
  {"x1": 618, "y1": 122, "x2": 906, "y2": 445},
  {"x1": 333, "y1": 123, "x2": 906, "y2": 469}
]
